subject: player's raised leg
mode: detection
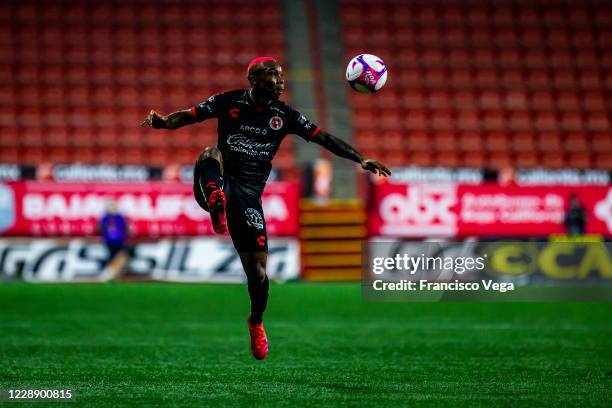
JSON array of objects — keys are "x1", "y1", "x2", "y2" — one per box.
[
  {"x1": 240, "y1": 251, "x2": 270, "y2": 360},
  {"x1": 194, "y1": 147, "x2": 227, "y2": 234}
]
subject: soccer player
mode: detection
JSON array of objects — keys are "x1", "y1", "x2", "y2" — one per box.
[{"x1": 141, "y1": 57, "x2": 390, "y2": 360}]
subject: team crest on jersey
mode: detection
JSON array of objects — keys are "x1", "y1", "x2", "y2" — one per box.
[
  {"x1": 245, "y1": 208, "x2": 264, "y2": 229},
  {"x1": 269, "y1": 116, "x2": 283, "y2": 130}
]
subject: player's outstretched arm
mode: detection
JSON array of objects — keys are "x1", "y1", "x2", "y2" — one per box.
[
  {"x1": 312, "y1": 131, "x2": 391, "y2": 177},
  {"x1": 140, "y1": 109, "x2": 197, "y2": 130}
]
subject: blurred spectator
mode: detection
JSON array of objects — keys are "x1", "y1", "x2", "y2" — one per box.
[
  {"x1": 564, "y1": 194, "x2": 587, "y2": 235},
  {"x1": 498, "y1": 166, "x2": 515, "y2": 187},
  {"x1": 99, "y1": 200, "x2": 129, "y2": 279}
]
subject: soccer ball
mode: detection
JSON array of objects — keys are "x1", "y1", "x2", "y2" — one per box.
[{"x1": 345, "y1": 54, "x2": 388, "y2": 93}]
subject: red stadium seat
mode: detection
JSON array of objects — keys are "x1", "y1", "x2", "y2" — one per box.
[
  {"x1": 22, "y1": 147, "x2": 45, "y2": 164},
  {"x1": 563, "y1": 133, "x2": 589, "y2": 152},
  {"x1": 0, "y1": 106, "x2": 17, "y2": 127},
  {"x1": 521, "y1": 29, "x2": 545, "y2": 48},
  {"x1": 567, "y1": 153, "x2": 592, "y2": 169},
  {"x1": 430, "y1": 112, "x2": 454, "y2": 132},
  {"x1": 524, "y1": 51, "x2": 547, "y2": 69},
  {"x1": 449, "y1": 69, "x2": 473, "y2": 89},
  {"x1": 507, "y1": 112, "x2": 533, "y2": 132},
  {"x1": 484, "y1": 132, "x2": 509, "y2": 152},
  {"x1": 457, "y1": 132, "x2": 482, "y2": 152},
  {"x1": 432, "y1": 132, "x2": 457, "y2": 152},
  {"x1": 488, "y1": 152, "x2": 512, "y2": 169},
  {"x1": 514, "y1": 152, "x2": 539, "y2": 168},
  {"x1": 530, "y1": 91, "x2": 555, "y2": 111},
  {"x1": 494, "y1": 28, "x2": 518, "y2": 48},
  {"x1": 526, "y1": 71, "x2": 551, "y2": 90},
  {"x1": 501, "y1": 70, "x2": 523, "y2": 89},
  {"x1": 453, "y1": 92, "x2": 477, "y2": 111},
  {"x1": 482, "y1": 112, "x2": 506, "y2": 132},
  {"x1": 0, "y1": 147, "x2": 19, "y2": 163},
  {"x1": 582, "y1": 92, "x2": 607, "y2": 112},
  {"x1": 426, "y1": 91, "x2": 451, "y2": 111},
  {"x1": 380, "y1": 111, "x2": 402, "y2": 131},
  {"x1": 71, "y1": 147, "x2": 96, "y2": 163},
  {"x1": 552, "y1": 70, "x2": 577, "y2": 90},
  {"x1": 436, "y1": 152, "x2": 460, "y2": 167},
  {"x1": 557, "y1": 92, "x2": 581, "y2": 111},
  {"x1": 405, "y1": 112, "x2": 428, "y2": 131},
  {"x1": 536, "y1": 133, "x2": 562, "y2": 153},
  {"x1": 462, "y1": 152, "x2": 485, "y2": 168},
  {"x1": 409, "y1": 151, "x2": 433, "y2": 167},
  {"x1": 540, "y1": 153, "x2": 565, "y2": 169},
  {"x1": 71, "y1": 130, "x2": 95, "y2": 147},
  {"x1": 383, "y1": 151, "x2": 407, "y2": 167},
  {"x1": 0, "y1": 127, "x2": 18, "y2": 147},
  {"x1": 559, "y1": 113, "x2": 584, "y2": 132},
  {"x1": 479, "y1": 91, "x2": 502, "y2": 110},
  {"x1": 585, "y1": 114, "x2": 610, "y2": 132},
  {"x1": 511, "y1": 133, "x2": 536, "y2": 152},
  {"x1": 447, "y1": 49, "x2": 470, "y2": 68},
  {"x1": 474, "y1": 69, "x2": 498, "y2": 89},
  {"x1": 401, "y1": 92, "x2": 425, "y2": 110},
  {"x1": 591, "y1": 134, "x2": 612, "y2": 152},
  {"x1": 455, "y1": 112, "x2": 480, "y2": 132},
  {"x1": 497, "y1": 50, "x2": 521, "y2": 69},
  {"x1": 21, "y1": 127, "x2": 44, "y2": 146},
  {"x1": 533, "y1": 113, "x2": 559, "y2": 132},
  {"x1": 47, "y1": 147, "x2": 69, "y2": 163},
  {"x1": 381, "y1": 131, "x2": 403, "y2": 150},
  {"x1": 406, "y1": 132, "x2": 431, "y2": 151},
  {"x1": 594, "y1": 154, "x2": 612, "y2": 169}
]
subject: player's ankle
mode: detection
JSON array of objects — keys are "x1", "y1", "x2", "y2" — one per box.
[{"x1": 249, "y1": 314, "x2": 263, "y2": 325}]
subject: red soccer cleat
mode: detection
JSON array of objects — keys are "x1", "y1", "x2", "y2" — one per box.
[
  {"x1": 247, "y1": 314, "x2": 269, "y2": 360},
  {"x1": 208, "y1": 189, "x2": 227, "y2": 234}
]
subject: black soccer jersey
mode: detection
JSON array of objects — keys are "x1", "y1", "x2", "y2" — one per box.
[{"x1": 192, "y1": 89, "x2": 320, "y2": 197}]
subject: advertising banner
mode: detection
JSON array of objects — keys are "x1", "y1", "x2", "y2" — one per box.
[
  {"x1": 0, "y1": 181, "x2": 300, "y2": 237},
  {"x1": 369, "y1": 182, "x2": 612, "y2": 238},
  {"x1": 0, "y1": 237, "x2": 300, "y2": 283}
]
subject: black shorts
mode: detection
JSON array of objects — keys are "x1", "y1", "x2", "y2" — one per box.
[
  {"x1": 193, "y1": 169, "x2": 268, "y2": 253},
  {"x1": 105, "y1": 242, "x2": 127, "y2": 265}
]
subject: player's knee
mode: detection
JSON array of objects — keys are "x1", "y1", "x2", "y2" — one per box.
[
  {"x1": 198, "y1": 146, "x2": 221, "y2": 162},
  {"x1": 250, "y1": 257, "x2": 267, "y2": 283}
]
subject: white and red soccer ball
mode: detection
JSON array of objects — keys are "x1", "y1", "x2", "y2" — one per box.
[{"x1": 345, "y1": 54, "x2": 388, "y2": 93}]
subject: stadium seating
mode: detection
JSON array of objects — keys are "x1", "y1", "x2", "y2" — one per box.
[
  {"x1": 2, "y1": 0, "x2": 611, "y2": 172},
  {"x1": 341, "y1": 0, "x2": 612, "y2": 169},
  {"x1": 2, "y1": 0, "x2": 291, "y2": 167}
]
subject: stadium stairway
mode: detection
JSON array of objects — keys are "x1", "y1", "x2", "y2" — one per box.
[{"x1": 299, "y1": 199, "x2": 366, "y2": 281}]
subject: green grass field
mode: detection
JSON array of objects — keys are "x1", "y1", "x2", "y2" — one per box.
[{"x1": 0, "y1": 283, "x2": 610, "y2": 407}]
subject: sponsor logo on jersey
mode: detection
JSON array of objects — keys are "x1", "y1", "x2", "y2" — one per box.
[
  {"x1": 229, "y1": 108, "x2": 240, "y2": 118},
  {"x1": 269, "y1": 116, "x2": 283, "y2": 130},
  {"x1": 240, "y1": 125, "x2": 268, "y2": 136},
  {"x1": 245, "y1": 208, "x2": 264, "y2": 229},
  {"x1": 226, "y1": 134, "x2": 275, "y2": 157}
]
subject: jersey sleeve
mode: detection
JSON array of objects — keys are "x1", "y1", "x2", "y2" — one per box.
[
  {"x1": 191, "y1": 94, "x2": 224, "y2": 122},
  {"x1": 287, "y1": 108, "x2": 321, "y2": 141}
]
